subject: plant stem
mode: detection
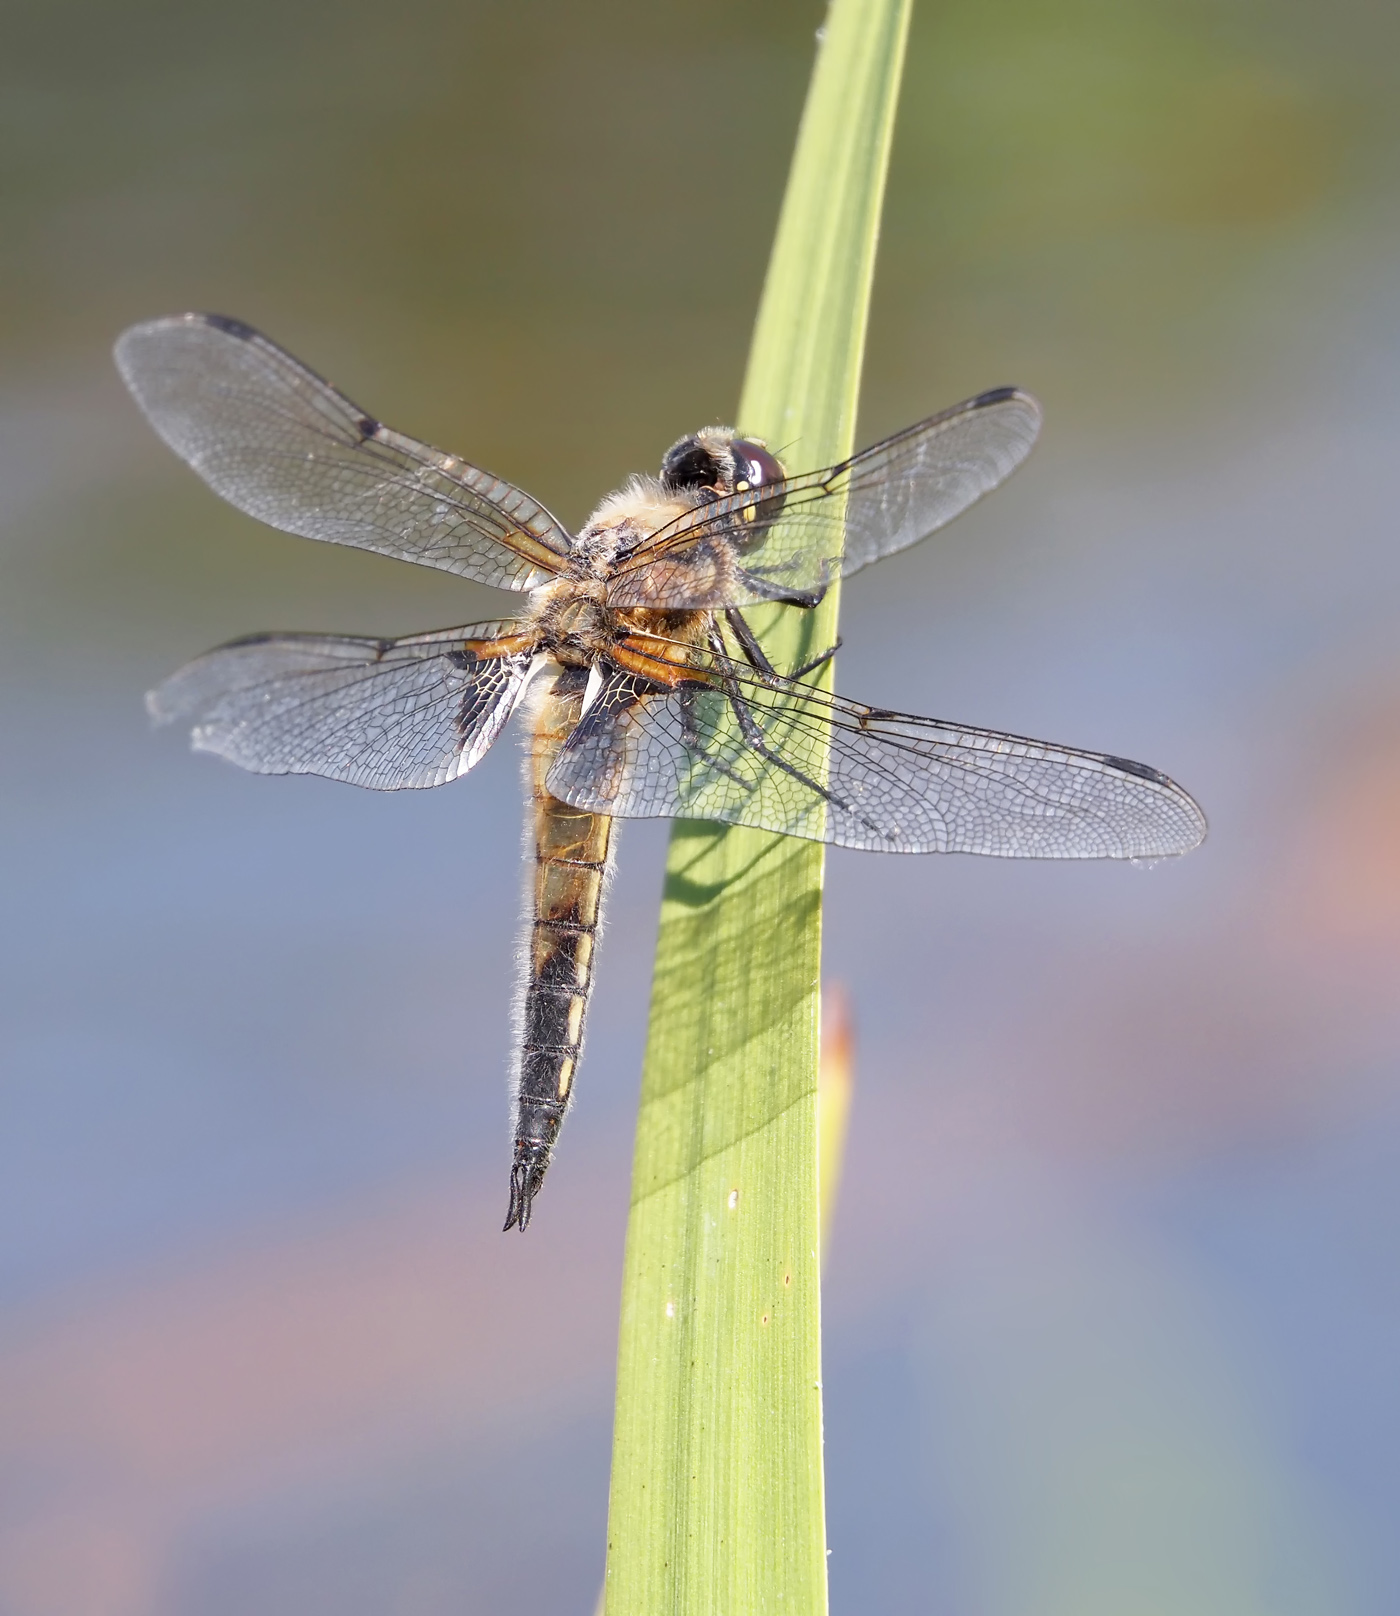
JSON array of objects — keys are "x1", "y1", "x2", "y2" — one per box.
[{"x1": 603, "y1": 4, "x2": 912, "y2": 1611}]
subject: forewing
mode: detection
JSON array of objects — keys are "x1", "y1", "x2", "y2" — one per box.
[
  {"x1": 148, "y1": 621, "x2": 538, "y2": 789},
  {"x1": 115, "y1": 314, "x2": 572, "y2": 591},
  {"x1": 547, "y1": 664, "x2": 1205, "y2": 858},
  {"x1": 606, "y1": 388, "x2": 1041, "y2": 610}
]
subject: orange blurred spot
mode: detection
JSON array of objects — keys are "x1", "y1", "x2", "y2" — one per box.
[{"x1": 819, "y1": 982, "x2": 856, "y2": 1260}]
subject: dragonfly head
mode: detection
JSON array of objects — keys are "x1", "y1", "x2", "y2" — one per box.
[{"x1": 660, "y1": 427, "x2": 787, "y2": 535}]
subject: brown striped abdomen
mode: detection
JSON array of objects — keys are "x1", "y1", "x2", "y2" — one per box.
[{"x1": 504, "y1": 663, "x2": 614, "y2": 1231}]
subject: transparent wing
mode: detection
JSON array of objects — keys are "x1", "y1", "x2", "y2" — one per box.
[
  {"x1": 115, "y1": 314, "x2": 572, "y2": 591},
  {"x1": 547, "y1": 660, "x2": 1206, "y2": 858},
  {"x1": 606, "y1": 388, "x2": 1041, "y2": 610},
  {"x1": 148, "y1": 620, "x2": 539, "y2": 790}
]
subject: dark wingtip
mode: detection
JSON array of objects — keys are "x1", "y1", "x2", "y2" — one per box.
[
  {"x1": 113, "y1": 313, "x2": 262, "y2": 369},
  {"x1": 199, "y1": 312, "x2": 260, "y2": 340},
  {"x1": 1100, "y1": 753, "x2": 1209, "y2": 854},
  {"x1": 1101, "y1": 752, "x2": 1170, "y2": 785},
  {"x1": 971, "y1": 385, "x2": 1023, "y2": 407}
]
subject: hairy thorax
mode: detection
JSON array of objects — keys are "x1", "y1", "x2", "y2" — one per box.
[
  {"x1": 528, "y1": 574, "x2": 707, "y2": 673},
  {"x1": 528, "y1": 478, "x2": 716, "y2": 671},
  {"x1": 529, "y1": 576, "x2": 611, "y2": 666}
]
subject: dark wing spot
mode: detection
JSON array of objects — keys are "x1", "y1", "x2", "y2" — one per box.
[
  {"x1": 354, "y1": 413, "x2": 380, "y2": 441},
  {"x1": 970, "y1": 385, "x2": 1022, "y2": 408},
  {"x1": 446, "y1": 648, "x2": 476, "y2": 669},
  {"x1": 200, "y1": 312, "x2": 259, "y2": 340},
  {"x1": 1102, "y1": 753, "x2": 1168, "y2": 784}
]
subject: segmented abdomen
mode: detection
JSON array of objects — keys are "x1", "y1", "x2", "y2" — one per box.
[{"x1": 504, "y1": 664, "x2": 614, "y2": 1231}]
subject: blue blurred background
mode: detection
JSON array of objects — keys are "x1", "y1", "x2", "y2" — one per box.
[{"x1": 3, "y1": 0, "x2": 1399, "y2": 1611}]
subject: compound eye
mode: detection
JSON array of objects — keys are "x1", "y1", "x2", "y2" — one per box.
[
  {"x1": 728, "y1": 438, "x2": 786, "y2": 532},
  {"x1": 728, "y1": 439, "x2": 784, "y2": 494},
  {"x1": 661, "y1": 438, "x2": 721, "y2": 491}
]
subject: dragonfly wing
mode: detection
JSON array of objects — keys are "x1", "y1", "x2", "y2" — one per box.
[
  {"x1": 836, "y1": 387, "x2": 1041, "y2": 576},
  {"x1": 547, "y1": 665, "x2": 1206, "y2": 859},
  {"x1": 149, "y1": 621, "x2": 538, "y2": 789},
  {"x1": 606, "y1": 388, "x2": 1041, "y2": 610},
  {"x1": 116, "y1": 314, "x2": 572, "y2": 591}
]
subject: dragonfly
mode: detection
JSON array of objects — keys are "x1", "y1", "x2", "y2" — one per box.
[{"x1": 116, "y1": 313, "x2": 1206, "y2": 1231}]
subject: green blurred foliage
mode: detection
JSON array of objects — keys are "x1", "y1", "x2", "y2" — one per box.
[
  {"x1": 871, "y1": 0, "x2": 1368, "y2": 424},
  {"x1": 0, "y1": 0, "x2": 1393, "y2": 632}
]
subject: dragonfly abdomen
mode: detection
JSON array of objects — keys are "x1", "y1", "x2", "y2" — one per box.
[{"x1": 505, "y1": 666, "x2": 615, "y2": 1231}]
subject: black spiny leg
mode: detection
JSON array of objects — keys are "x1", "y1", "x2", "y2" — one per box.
[
  {"x1": 724, "y1": 608, "x2": 840, "y2": 684},
  {"x1": 787, "y1": 638, "x2": 842, "y2": 680},
  {"x1": 709, "y1": 637, "x2": 844, "y2": 807},
  {"x1": 679, "y1": 667, "x2": 756, "y2": 793},
  {"x1": 730, "y1": 566, "x2": 828, "y2": 609},
  {"x1": 705, "y1": 636, "x2": 885, "y2": 842}
]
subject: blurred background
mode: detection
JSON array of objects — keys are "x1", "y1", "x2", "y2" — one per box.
[{"x1": 2, "y1": 0, "x2": 1399, "y2": 1611}]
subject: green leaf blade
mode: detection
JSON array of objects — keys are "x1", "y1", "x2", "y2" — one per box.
[{"x1": 604, "y1": 3, "x2": 912, "y2": 1612}]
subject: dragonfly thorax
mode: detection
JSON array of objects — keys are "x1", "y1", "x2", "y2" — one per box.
[
  {"x1": 530, "y1": 576, "x2": 614, "y2": 665},
  {"x1": 574, "y1": 477, "x2": 696, "y2": 570}
]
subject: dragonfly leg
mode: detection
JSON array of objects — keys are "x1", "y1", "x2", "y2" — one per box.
[
  {"x1": 712, "y1": 659, "x2": 855, "y2": 814},
  {"x1": 786, "y1": 636, "x2": 842, "y2": 680},
  {"x1": 723, "y1": 608, "x2": 840, "y2": 683},
  {"x1": 731, "y1": 566, "x2": 828, "y2": 609},
  {"x1": 677, "y1": 679, "x2": 755, "y2": 792},
  {"x1": 704, "y1": 644, "x2": 888, "y2": 841}
]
